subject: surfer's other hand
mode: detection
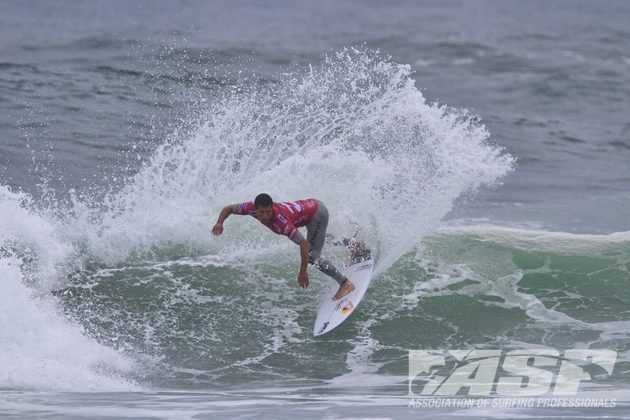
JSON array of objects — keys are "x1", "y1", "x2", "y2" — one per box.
[
  {"x1": 298, "y1": 269, "x2": 309, "y2": 288},
  {"x1": 211, "y1": 223, "x2": 223, "y2": 236}
]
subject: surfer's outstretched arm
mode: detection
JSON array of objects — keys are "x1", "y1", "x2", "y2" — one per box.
[
  {"x1": 212, "y1": 205, "x2": 234, "y2": 236},
  {"x1": 298, "y1": 239, "x2": 310, "y2": 288}
]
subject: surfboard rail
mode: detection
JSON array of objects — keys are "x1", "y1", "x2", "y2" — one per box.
[{"x1": 313, "y1": 241, "x2": 374, "y2": 336}]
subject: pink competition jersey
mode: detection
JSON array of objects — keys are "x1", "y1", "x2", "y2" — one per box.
[{"x1": 233, "y1": 198, "x2": 319, "y2": 241}]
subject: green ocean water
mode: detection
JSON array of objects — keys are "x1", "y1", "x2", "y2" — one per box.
[
  {"x1": 2, "y1": 1, "x2": 630, "y2": 418},
  {"x1": 49, "y1": 226, "x2": 630, "y2": 391}
]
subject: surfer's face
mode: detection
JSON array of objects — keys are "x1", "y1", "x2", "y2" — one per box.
[{"x1": 255, "y1": 205, "x2": 273, "y2": 224}]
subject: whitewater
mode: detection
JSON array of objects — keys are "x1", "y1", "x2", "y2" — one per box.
[{"x1": 2, "y1": 2, "x2": 630, "y2": 416}]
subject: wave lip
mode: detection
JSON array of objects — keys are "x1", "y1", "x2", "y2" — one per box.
[
  {"x1": 81, "y1": 48, "x2": 514, "y2": 272},
  {"x1": 0, "y1": 186, "x2": 138, "y2": 392}
]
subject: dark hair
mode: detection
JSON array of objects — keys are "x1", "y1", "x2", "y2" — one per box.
[{"x1": 254, "y1": 193, "x2": 273, "y2": 208}]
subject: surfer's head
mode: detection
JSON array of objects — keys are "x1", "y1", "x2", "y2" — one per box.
[{"x1": 254, "y1": 193, "x2": 273, "y2": 223}]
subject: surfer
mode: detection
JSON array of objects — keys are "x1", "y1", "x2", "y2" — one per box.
[{"x1": 212, "y1": 193, "x2": 355, "y2": 300}]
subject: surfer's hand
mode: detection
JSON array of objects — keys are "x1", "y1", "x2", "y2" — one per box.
[
  {"x1": 211, "y1": 223, "x2": 223, "y2": 236},
  {"x1": 298, "y1": 269, "x2": 309, "y2": 288}
]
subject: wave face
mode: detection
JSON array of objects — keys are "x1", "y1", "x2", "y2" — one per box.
[
  {"x1": 0, "y1": 49, "x2": 517, "y2": 391},
  {"x1": 48, "y1": 225, "x2": 630, "y2": 391}
]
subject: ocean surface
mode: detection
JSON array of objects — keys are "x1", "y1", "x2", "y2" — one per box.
[{"x1": 1, "y1": 1, "x2": 630, "y2": 418}]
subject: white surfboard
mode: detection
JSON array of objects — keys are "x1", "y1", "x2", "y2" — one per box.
[{"x1": 313, "y1": 242, "x2": 374, "y2": 336}]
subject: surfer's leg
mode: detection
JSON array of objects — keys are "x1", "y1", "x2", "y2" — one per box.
[{"x1": 306, "y1": 202, "x2": 347, "y2": 285}]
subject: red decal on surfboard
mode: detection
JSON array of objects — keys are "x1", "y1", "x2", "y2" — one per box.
[{"x1": 340, "y1": 301, "x2": 354, "y2": 314}]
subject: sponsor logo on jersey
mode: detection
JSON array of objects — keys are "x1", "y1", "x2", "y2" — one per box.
[
  {"x1": 277, "y1": 214, "x2": 287, "y2": 224},
  {"x1": 273, "y1": 224, "x2": 281, "y2": 233},
  {"x1": 279, "y1": 203, "x2": 294, "y2": 213}
]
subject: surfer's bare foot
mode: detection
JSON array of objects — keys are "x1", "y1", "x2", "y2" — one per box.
[{"x1": 332, "y1": 279, "x2": 355, "y2": 301}]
